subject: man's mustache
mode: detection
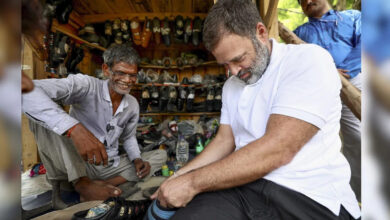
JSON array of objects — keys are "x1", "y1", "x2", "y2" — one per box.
[{"x1": 307, "y1": 2, "x2": 316, "y2": 10}]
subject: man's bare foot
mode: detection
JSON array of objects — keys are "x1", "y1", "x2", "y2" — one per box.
[{"x1": 74, "y1": 177, "x2": 122, "y2": 202}]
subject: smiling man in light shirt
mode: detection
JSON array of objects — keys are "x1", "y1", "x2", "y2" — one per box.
[
  {"x1": 150, "y1": 0, "x2": 360, "y2": 219},
  {"x1": 22, "y1": 44, "x2": 166, "y2": 207}
]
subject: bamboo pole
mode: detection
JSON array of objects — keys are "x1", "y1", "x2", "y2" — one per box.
[{"x1": 278, "y1": 21, "x2": 361, "y2": 120}]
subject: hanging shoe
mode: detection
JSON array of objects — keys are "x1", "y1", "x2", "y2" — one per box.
[
  {"x1": 140, "y1": 86, "x2": 150, "y2": 113},
  {"x1": 159, "y1": 86, "x2": 169, "y2": 112},
  {"x1": 120, "y1": 20, "x2": 129, "y2": 32},
  {"x1": 104, "y1": 20, "x2": 113, "y2": 36},
  {"x1": 141, "y1": 17, "x2": 153, "y2": 48},
  {"x1": 177, "y1": 86, "x2": 187, "y2": 112},
  {"x1": 66, "y1": 47, "x2": 84, "y2": 73},
  {"x1": 214, "y1": 86, "x2": 222, "y2": 111},
  {"x1": 167, "y1": 86, "x2": 178, "y2": 112},
  {"x1": 149, "y1": 86, "x2": 160, "y2": 112},
  {"x1": 174, "y1": 15, "x2": 184, "y2": 43},
  {"x1": 152, "y1": 17, "x2": 161, "y2": 45},
  {"x1": 184, "y1": 17, "x2": 193, "y2": 44},
  {"x1": 192, "y1": 16, "x2": 202, "y2": 46},
  {"x1": 131, "y1": 17, "x2": 142, "y2": 45},
  {"x1": 186, "y1": 87, "x2": 195, "y2": 112},
  {"x1": 56, "y1": 0, "x2": 72, "y2": 24},
  {"x1": 206, "y1": 86, "x2": 215, "y2": 112},
  {"x1": 161, "y1": 17, "x2": 171, "y2": 46}
]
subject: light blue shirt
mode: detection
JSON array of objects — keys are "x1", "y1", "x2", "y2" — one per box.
[
  {"x1": 294, "y1": 10, "x2": 361, "y2": 78},
  {"x1": 22, "y1": 74, "x2": 141, "y2": 164}
]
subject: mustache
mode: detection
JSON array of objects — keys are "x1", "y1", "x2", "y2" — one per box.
[
  {"x1": 237, "y1": 69, "x2": 251, "y2": 78},
  {"x1": 307, "y1": 2, "x2": 316, "y2": 10}
]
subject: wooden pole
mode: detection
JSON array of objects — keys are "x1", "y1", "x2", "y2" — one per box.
[{"x1": 278, "y1": 21, "x2": 361, "y2": 121}]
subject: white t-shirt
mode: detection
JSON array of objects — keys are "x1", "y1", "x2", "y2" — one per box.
[{"x1": 220, "y1": 39, "x2": 360, "y2": 218}]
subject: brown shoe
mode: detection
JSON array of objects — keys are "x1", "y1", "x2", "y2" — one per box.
[
  {"x1": 141, "y1": 17, "x2": 153, "y2": 48},
  {"x1": 131, "y1": 17, "x2": 142, "y2": 45}
]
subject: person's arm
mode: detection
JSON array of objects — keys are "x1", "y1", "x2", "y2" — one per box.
[
  {"x1": 157, "y1": 114, "x2": 318, "y2": 208},
  {"x1": 175, "y1": 124, "x2": 236, "y2": 176},
  {"x1": 22, "y1": 74, "x2": 108, "y2": 165},
  {"x1": 120, "y1": 99, "x2": 150, "y2": 178}
]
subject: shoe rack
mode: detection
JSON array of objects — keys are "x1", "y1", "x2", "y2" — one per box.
[{"x1": 47, "y1": 0, "x2": 224, "y2": 122}]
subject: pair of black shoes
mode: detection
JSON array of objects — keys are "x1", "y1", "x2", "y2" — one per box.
[
  {"x1": 43, "y1": 0, "x2": 73, "y2": 24},
  {"x1": 72, "y1": 197, "x2": 151, "y2": 220},
  {"x1": 66, "y1": 47, "x2": 84, "y2": 73}
]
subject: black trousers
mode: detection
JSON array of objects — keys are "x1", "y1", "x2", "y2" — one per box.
[{"x1": 171, "y1": 178, "x2": 359, "y2": 220}]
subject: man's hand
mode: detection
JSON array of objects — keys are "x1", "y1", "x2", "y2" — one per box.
[
  {"x1": 69, "y1": 123, "x2": 108, "y2": 166},
  {"x1": 133, "y1": 158, "x2": 151, "y2": 179},
  {"x1": 155, "y1": 174, "x2": 198, "y2": 208},
  {"x1": 338, "y1": 69, "x2": 350, "y2": 79}
]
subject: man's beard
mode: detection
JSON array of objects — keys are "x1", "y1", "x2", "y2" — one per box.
[
  {"x1": 237, "y1": 38, "x2": 270, "y2": 85},
  {"x1": 110, "y1": 80, "x2": 132, "y2": 95}
]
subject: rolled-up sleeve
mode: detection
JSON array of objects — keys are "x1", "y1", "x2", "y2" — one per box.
[{"x1": 22, "y1": 74, "x2": 91, "y2": 135}]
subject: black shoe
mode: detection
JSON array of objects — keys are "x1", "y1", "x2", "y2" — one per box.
[
  {"x1": 152, "y1": 17, "x2": 161, "y2": 45},
  {"x1": 140, "y1": 86, "x2": 150, "y2": 113},
  {"x1": 174, "y1": 15, "x2": 184, "y2": 43},
  {"x1": 167, "y1": 86, "x2": 177, "y2": 112},
  {"x1": 159, "y1": 86, "x2": 169, "y2": 112},
  {"x1": 192, "y1": 16, "x2": 202, "y2": 46},
  {"x1": 72, "y1": 197, "x2": 122, "y2": 220},
  {"x1": 206, "y1": 86, "x2": 215, "y2": 112},
  {"x1": 184, "y1": 17, "x2": 192, "y2": 44},
  {"x1": 66, "y1": 47, "x2": 84, "y2": 73},
  {"x1": 176, "y1": 57, "x2": 184, "y2": 68},
  {"x1": 149, "y1": 86, "x2": 160, "y2": 112},
  {"x1": 186, "y1": 87, "x2": 195, "y2": 112},
  {"x1": 177, "y1": 87, "x2": 187, "y2": 112},
  {"x1": 214, "y1": 86, "x2": 222, "y2": 111},
  {"x1": 56, "y1": 0, "x2": 72, "y2": 24},
  {"x1": 181, "y1": 77, "x2": 189, "y2": 85},
  {"x1": 104, "y1": 20, "x2": 113, "y2": 36},
  {"x1": 161, "y1": 17, "x2": 171, "y2": 46}
]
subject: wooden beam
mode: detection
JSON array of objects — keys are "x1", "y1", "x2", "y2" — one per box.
[
  {"x1": 278, "y1": 21, "x2": 361, "y2": 121},
  {"x1": 264, "y1": 0, "x2": 278, "y2": 30},
  {"x1": 52, "y1": 20, "x2": 106, "y2": 51},
  {"x1": 81, "y1": 12, "x2": 209, "y2": 23}
]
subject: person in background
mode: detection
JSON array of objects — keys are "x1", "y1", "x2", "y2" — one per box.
[{"x1": 294, "y1": 0, "x2": 362, "y2": 201}]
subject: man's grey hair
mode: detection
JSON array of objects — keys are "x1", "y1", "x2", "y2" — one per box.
[
  {"x1": 102, "y1": 44, "x2": 140, "y2": 68},
  {"x1": 203, "y1": 0, "x2": 263, "y2": 51}
]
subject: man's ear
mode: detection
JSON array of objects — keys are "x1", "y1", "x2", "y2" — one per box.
[
  {"x1": 102, "y1": 63, "x2": 110, "y2": 77},
  {"x1": 255, "y1": 22, "x2": 269, "y2": 44}
]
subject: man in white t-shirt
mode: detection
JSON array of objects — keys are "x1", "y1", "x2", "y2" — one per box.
[{"x1": 150, "y1": 0, "x2": 360, "y2": 219}]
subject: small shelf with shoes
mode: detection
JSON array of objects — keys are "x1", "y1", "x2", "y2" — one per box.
[
  {"x1": 140, "y1": 112, "x2": 220, "y2": 116},
  {"x1": 139, "y1": 61, "x2": 219, "y2": 69}
]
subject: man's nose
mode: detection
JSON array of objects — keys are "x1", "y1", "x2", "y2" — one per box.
[{"x1": 228, "y1": 64, "x2": 242, "y2": 76}]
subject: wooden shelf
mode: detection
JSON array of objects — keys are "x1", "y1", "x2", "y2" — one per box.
[
  {"x1": 140, "y1": 112, "x2": 220, "y2": 116},
  {"x1": 81, "y1": 13, "x2": 209, "y2": 24},
  {"x1": 134, "y1": 82, "x2": 224, "y2": 88},
  {"x1": 139, "y1": 61, "x2": 220, "y2": 69},
  {"x1": 52, "y1": 19, "x2": 106, "y2": 51}
]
